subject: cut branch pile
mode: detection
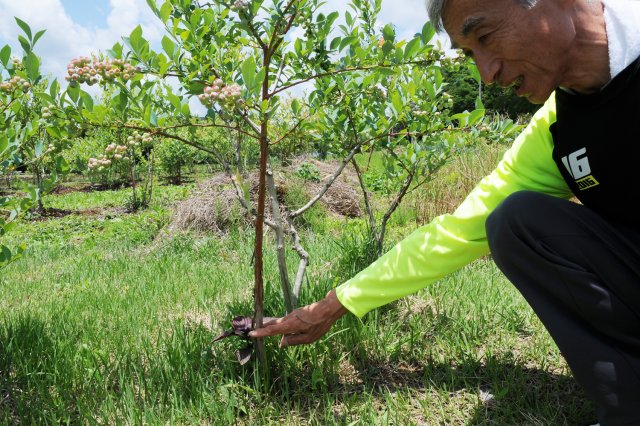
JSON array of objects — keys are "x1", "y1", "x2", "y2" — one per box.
[{"x1": 168, "y1": 158, "x2": 361, "y2": 235}]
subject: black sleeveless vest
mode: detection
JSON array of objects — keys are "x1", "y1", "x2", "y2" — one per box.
[{"x1": 550, "y1": 56, "x2": 640, "y2": 228}]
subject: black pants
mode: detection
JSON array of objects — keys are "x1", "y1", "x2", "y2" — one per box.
[{"x1": 486, "y1": 191, "x2": 640, "y2": 426}]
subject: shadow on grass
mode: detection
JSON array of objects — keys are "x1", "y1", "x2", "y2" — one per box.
[
  {"x1": 258, "y1": 350, "x2": 596, "y2": 425},
  {"x1": 0, "y1": 314, "x2": 82, "y2": 424},
  {"x1": 0, "y1": 311, "x2": 597, "y2": 425},
  {"x1": 348, "y1": 356, "x2": 595, "y2": 425}
]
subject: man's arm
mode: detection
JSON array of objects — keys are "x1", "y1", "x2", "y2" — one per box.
[{"x1": 251, "y1": 96, "x2": 571, "y2": 345}]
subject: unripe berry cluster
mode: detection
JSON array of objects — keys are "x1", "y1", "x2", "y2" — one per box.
[
  {"x1": 87, "y1": 156, "x2": 113, "y2": 170},
  {"x1": 65, "y1": 56, "x2": 141, "y2": 87},
  {"x1": 374, "y1": 83, "x2": 387, "y2": 98},
  {"x1": 42, "y1": 106, "x2": 53, "y2": 119},
  {"x1": 127, "y1": 130, "x2": 153, "y2": 147},
  {"x1": 231, "y1": 0, "x2": 249, "y2": 11},
  {"x1": 88, "y1": 131, "x2": 153, "y2": 171},
  {"x1": 11, "y1": 57, "x2": 23, "y2": 70},
  {"x1": 442, "y1": 92, "x2": 454, "y2": 108},
  {"x1": 198, "y1": 79, "x2": 242, "y2": 109},
  {"x1": 0, "y1": 76, "x2": 30, "y2": 94}
]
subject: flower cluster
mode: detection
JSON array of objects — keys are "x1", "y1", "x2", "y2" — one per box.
[
  {"x1": 0, "y1": 76, "x2": 30, "y2": 94},
  {"x1": 88, "y1": 131, "x2": 152, "y2": 171},
  {"x1": 65, "y1": 56, "x2": 141, "y2": 87},
  {"x1": 231, "y1": 0, "x2": 249, "y2": 11},
  {"x1": 198, "y1": 79, "x2": 242, "y2": 109}
]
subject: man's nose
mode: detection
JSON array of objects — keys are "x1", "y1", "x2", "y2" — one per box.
[{"x1": 474, "y1": 51, "x2": 499, "y2": 85}]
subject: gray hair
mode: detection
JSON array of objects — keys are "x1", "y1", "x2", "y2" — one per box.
[{"x1": 426, "y1": 0, "x2": 539, "y2": 33}]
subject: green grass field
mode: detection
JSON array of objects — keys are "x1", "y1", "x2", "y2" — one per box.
[{"x1": 0, "y1": 147, "x2": 596, "y2": 425}]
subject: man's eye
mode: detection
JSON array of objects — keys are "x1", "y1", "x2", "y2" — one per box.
[{"x1": 478, "y1": 33, "x2": 491, "y2": 45}]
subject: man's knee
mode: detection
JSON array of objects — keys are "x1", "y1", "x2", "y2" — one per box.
[{"x1": 486, "y1": 190, "x2": 545, "y2": 252}]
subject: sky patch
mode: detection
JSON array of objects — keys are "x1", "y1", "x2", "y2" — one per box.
[{"x1": 60, "y1": 0, "x2": 110, "y2": 29}]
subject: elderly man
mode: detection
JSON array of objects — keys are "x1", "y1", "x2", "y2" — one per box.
[{"x1": 250, "y1": 0, "x2": 640, "y2": 424}]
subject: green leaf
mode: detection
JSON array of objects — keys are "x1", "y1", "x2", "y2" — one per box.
[
  {"x1": 49, "y1": 79, "x2": 59, "y2": 99},
  {"x1": 14, "y1": 17, "x2": 32, "y2": 41},
  {"x1": 80, "y1": 91, "x2": 94, "y2": 112},
  {"x1": 326, "y1": 11, "x2": 339, "y2": 26},
  {"x1": 34, "y1": 92, "x2": 55, "y2": 104},
  {"x1": 111, "y1": 42, "x2": 124, "y2": 59},
  {"x1": 420, "y1": 22, "x2": 435, "y2": 45},
  {"x1": 32, "y1": 29, "x2": 46, "y2": 46},
  {"x1": 253, "y1": 67, "x2": 265, "y2": 94},
  {"x1": 129, "y1": 25, "x2": 143, "y2": 52},
  {"x1": 145, "y1": 0, "x2": 159, "y2": 15},
  {"x1": 291, "y1": 98, "x2": 300, "y2": 115},
  {"x1": 56, "y1": 156, "x2": 69, "y2": 174},
  {"x1": 0, "y1": 245, "x2": 12, "y2": 267},
  {"x1": 403, "y1": 37, "x2": 420, "y2": 61},
  {"x1": 160, "y1": 1, "x2": 173, "y2": 23},
  {"x1": 167, "y1": 92, "x2": 181, "y2": 110},
  {"x1": 67, "y1": 83, "x2": 80, "y2": 103},
  {"x1": 339, "y1": 36, "x2": 356, "y2": 52},
  {"x1": 144, "y1": 104, "x2": 158, "y2": 126},
  {"x1": 391, "y1": 92, "x2": 403, "y2": 115},
  {"x1": 161, "y1": 35, "x2": 175, "y2": 57},
  {"x1": 329, "y1": 37, "x2": 341, "y2": 51},
  {"x1": 241, "y1": 56, "x2": 256, "y2": 91},
  {"x1": 468, "y1": 108, "x2": 485, "y2": 125},
  {"x1": 24, "y1": 52, "x2": 40, "y2": 80},
  {"x1": 467, "y1": 61, "x2": 481, "y2": 84},
  {"x1": 18, "y1": 35, "x2": 31, "y2": 54},
  {"x1": 149, "y1": 108, "x2": 158, "y2": 126},
  {"x1": 34, "y1": 139, "x2": 44, "y2": 157},
  {"x1": 382, "y1": 24, "x2": 395, "y2": 42},
  {"x1": 376, "y1": 67, "x2": 395, "y2": 76},
  {"x1": 0, "y1": 45, "x2": 11, "y2": 67},
  {"x1": 46, "y1": 126, "x2": 62, "y2": 139},
  {"x1": 0, "y1": 134, "x2": 8, "y2": 154}
]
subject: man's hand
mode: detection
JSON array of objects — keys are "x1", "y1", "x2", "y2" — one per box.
[{"x1": 248, "y1": 289, "x2": 349, "y2": 347}]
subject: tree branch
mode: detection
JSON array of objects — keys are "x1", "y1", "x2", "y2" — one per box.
[{"x1": 270, "y1": 60, "x2": 430, "y2": 97}]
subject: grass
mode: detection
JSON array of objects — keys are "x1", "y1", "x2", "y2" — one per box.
[{"x1": 0, "y1": 147, "x2": 596, "y2": 425}]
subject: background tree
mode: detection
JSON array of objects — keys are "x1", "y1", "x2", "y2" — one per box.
[{"x1": 0, "y1": 19, "x2": 70, "y2": 267}]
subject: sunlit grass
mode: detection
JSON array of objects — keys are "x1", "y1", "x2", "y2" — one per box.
[{"x1": 0, "y1": 150, "x2": 596, "y2": 424}]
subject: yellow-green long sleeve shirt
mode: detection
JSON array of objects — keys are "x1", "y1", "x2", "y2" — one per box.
[{"x1": 335, "y1": 95, "x2": 574, "y2": 318}]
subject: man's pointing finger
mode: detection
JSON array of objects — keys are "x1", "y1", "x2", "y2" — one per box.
[{"x1": 248, "y1": 318, "x2": 292, "y2": 338}]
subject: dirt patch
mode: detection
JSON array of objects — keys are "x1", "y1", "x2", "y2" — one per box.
[
  {"x1": 167, "y1": 157, "x2": 362, "y2": 235},
  {"x1": 29, "y1": 207, "x2": 78, "y2": 220},
  {"x1": 49, "y1": 184, "x2": 95, "y2": 195},
  {"x1": 288, "y1": 157, "x2": 362, "y2": 218}
]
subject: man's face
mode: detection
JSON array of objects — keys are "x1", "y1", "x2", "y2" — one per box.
[{"x1": 442, "y1": 0, "x2": 574, "y2": 104}]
